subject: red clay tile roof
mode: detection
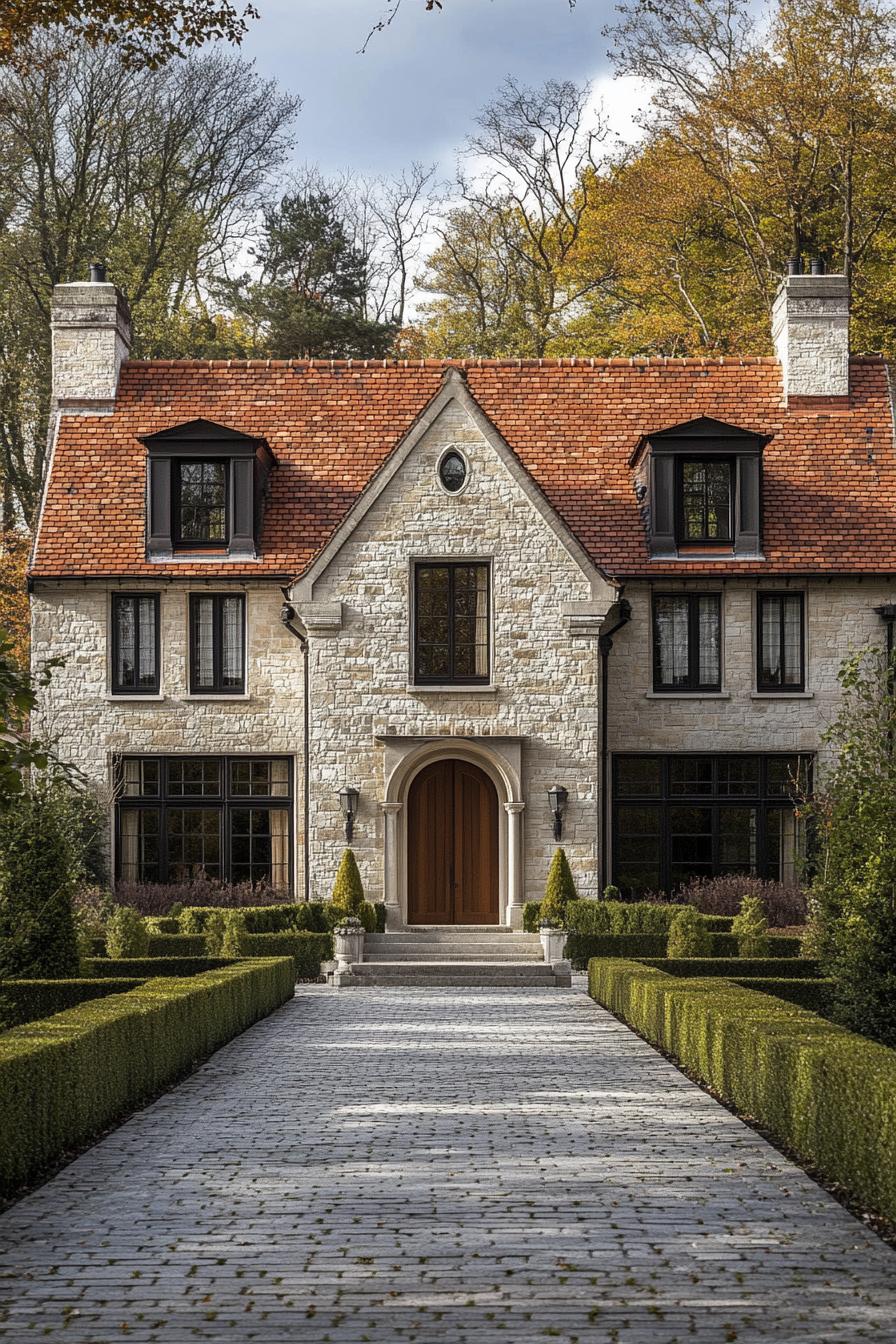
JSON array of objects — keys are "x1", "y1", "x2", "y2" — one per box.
[{"x1": 30, "y1": 355, "x2": 896, "y2": 580}]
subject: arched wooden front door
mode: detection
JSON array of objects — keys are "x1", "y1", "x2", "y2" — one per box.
[{"x1": 407, "y1": 759, "x2": 500, "y2": 924}]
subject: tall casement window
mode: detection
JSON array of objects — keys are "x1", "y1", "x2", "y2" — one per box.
[
  {"x1": 116, "y1": 755, "x2": 292, "y2": 889},
  {"x1": 414, "y1": 562, "x2": 490, "y2": 685},
  {"x1": 111, "y1": 594, "x2": 160, "y2": 694},
  {"x1": 678, "y1": 459, "x2": 732, "y2": 544},
  {"x1": 174, "y1": 460, "x2": 228, "y2": 547},
  {"x1": 652, "y1": 593, "x2": 721, "y2": 692},
  {"x1": 757, "y1": 592, "x2": 805, "y2": 692},
  {"x1": 189, "y1": 593, "x2": 245, "y2": 694},
  {"x1": 613, "y1": 753, "x2": 811, "y2": 896}
]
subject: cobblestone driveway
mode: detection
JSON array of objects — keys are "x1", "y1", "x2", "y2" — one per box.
[{"x1": 1, "y1": 985, "x2": 895, "y2": 1343}]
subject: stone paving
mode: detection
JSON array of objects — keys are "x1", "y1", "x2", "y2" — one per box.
[{"x1": 1, "y1": 985, "x2": 895, "y2": 1343}]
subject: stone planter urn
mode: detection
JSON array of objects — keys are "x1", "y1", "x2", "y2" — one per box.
[
  {"x1": 334, "y1": 917, "x2": 364, "y2": 972},
  {"x1": 540, "y1": 924, "x2": 567, "y2": 964}
]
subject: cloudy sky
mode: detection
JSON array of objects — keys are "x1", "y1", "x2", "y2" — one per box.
[{"x1": 240, "y1": 0, "x2": 646, "y2": 181}]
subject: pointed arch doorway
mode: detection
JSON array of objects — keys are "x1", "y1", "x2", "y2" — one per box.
[{"x1": 406, "y1": 758, "x2": 499, "y2": 924}]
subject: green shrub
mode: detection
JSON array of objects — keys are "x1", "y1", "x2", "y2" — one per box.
[
  {"x1": 146, "y1": 933, "x2": 206, "y2": 958},
  {"x1": 637, "y1": 956, "x2": 820, "y2": 979},
  {"x1": 587, "y1": 958, "x2": 896, "y2": 1222},
  {"x1": 374, "y1": 902, "x2": 387, "y2": 933},
  {"x1": 732, "y1": 893, "x2": 771, "y2": 957},
  {"x1": 203, "y1": 909, "x2": 227, "y2": 956},
  {"x1": 145, "y1": 916, "x2": 181, "y2": 934},
  {"x1": 85, "y1": 957, "x2": 233, "y2": 977},
  {"x1": 222, "y1": 909, "x2": 249, "y2": 957},
  {"x1": 601, "y1": 884, "x2": 622, "y2": 900},
  {"x1": 237, "y1": 932, "x2": 333, "y2": 981},
  {"x1": 666, "y1": 907, "x2": 712, "y2": 958},
  {"x1": 566, "y1": 899, "x2": 686, "y2": 937},
  {"x1": 105, "y1": 905, "x2": 149, "y2": 959},
  {"x1": 540, "y1": 848, "x2": 578, "y2": 927},
  {"x1": 330, "y1": 848, "x2": 364, "y2": 915},
  {"x1": 565, "y1": 933, "x2": 667, "y2": 970},
  {"x1": 730, "y1": 978, "x2": 835, "y2": 1014},
  {"x1": 357, "y1": 900, "x2": 377, "y2": 934},
  {"x1": 523, "y1": 901, "x2": 542, "y2": 933},
  {"x1": 0, "y1": 958, "x2": 294, "y2": 1196},
  {"x1": 0, "y1": 978, "x2": 143, "y2": 1028},
  {"x1": 0, "y1": 775, "x2": 85, "y2": 978},
  {"x1": 181, "y1": 903, "x2": 302, "y2": 935}
]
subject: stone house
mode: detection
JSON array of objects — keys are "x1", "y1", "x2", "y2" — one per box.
[{"x1": 28, "y1": 271, "x2": 896, "y2": 926}]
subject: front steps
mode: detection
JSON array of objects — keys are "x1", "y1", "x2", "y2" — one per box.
[{"x1": 337, "y1": 925, "x2": 571, "y2": 988}]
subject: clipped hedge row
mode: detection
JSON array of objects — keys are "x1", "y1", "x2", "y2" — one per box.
[
  {"x1": 179, "y1": 902, "x2": 386, "y2": 936},
  {"x1": 564, "y1": 933, "x2": 803, "y2": 970},
  {"x1": 237, "y1": 932, "x2": 333, "y2": 981},
  {"x1": 588, "y1": 959, "x2": 896, "y2": 1221},
  {"x1": 145, "y1": 916, "x2": 181, "y2": 935},
  {"x1": 712, "y1": 932, "x2": 803, "y2": 957},
  {"x1": 567, "y1": 899, "x2": 688, "y2": 936},
  {"x1": 637, "y1": 956, "x2": 820, "y2": 979},
  {"x1": 731, "y1": 977, "x2": 834, "y2": 1014},
  {"x1": 1, "y1": 979, "x2": 143, "y2": 1028},
  {"x1": 85, "y1": 957, "x2": 234, "y2": 978},
  {"x1": 146, "y1": 933, "x2": 207, "y2": 957},
  {"x1": 0, "y1": 958, "x2": 295, "y2": 1196}
]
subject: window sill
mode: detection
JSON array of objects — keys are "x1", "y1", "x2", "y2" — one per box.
[
  {"x1": 182, "y1": 693, "x2": 251, "y2": 702},
  {"x1": 750, "y1": 690, "x2": 814, "y2": 699},
  {"x1": 105, "y1": 693, "x2": 165, "y2": 702},
  {"x1": 644, "y1": 691, "x2": 731, "y2": 700},
  {"x1": 407, "y1": 683, "x2": 498, "y2": 695}
]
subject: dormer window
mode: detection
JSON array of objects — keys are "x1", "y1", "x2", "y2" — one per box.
[
  {"x1": 141, "y1": 419, "x2": 276, "y2": 562},
  {"x1": 632, "y1": 417, "x2": 767, "y2": 561}
]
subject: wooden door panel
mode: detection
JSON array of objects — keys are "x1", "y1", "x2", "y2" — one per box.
[
  {"x1": 407, "y1": 762, "x2": 454, "y2": 924},
  {"x1": 454, "y1": 761, "x2": 499, "y2": 924},
  {"x1": 407, "y1": 758, "x2": 499, "y2": 925}
]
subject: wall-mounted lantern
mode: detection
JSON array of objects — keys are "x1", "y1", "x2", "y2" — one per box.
[
  {"x1": 547, "y1": 785, "x2": 568, "y2": 842},
  {"x1": 338, "y1": 786, "x2": 360, "y2": 843}
]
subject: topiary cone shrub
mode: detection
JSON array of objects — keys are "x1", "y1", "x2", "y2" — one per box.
[
  {"x1": 330, "y1": 848, "x2": 364, "y2": 916},
  {"x1": 731, "y1": 893, "x2": 771, "y2": 957},
  {"x1": 540, "y1": 847, "x2": 577, "y2": 928},
  {"x1": 666, "y1": 906, "x2": 712, "y2": 958}
]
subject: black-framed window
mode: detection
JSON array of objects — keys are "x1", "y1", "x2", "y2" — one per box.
[
  {"x1": 414, "y1": 562, "x2": 490, "y2": 684},
  {"x1": 174, "y1": 460, "x2": 228, "y2": 547},
  {"x1": 613, "y1": 752, "x2": 811, "y2": 896},
  {"x1": 758, "y1": 592, "x2": 805, "y2": 692},
  {"x1": 111, "y1": 594, "x2": 160, "y2": 694},
  {"x1": 189, "y1": 593, "x2": 245, "y2": 694},
  {"x1": 678, "y1": 458, "x2": 732, "y2": 544},
  {"x1": 116, "y1": 755, "x2": 292, "y2": 890},
  {"x1": 652, "y1": 593, "x2": 721, "y2": 692}
]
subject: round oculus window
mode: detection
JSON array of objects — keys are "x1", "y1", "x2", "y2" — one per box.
[{"x1": 439, "y1": 450, "x2": 467, "y2": 493}]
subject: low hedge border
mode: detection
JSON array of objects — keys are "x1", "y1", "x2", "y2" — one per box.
[
  {"x1": 731, "y1": 977, "x2": 835, "y2": 1014},
  {"x1": 1, "y1": 979, "x2": 144, "y2": 1029},
  {"x1": 84, "y1": 957, "x2": 235, "y2": 978},
  {"x1": 588, "y1": 958, "x2": 896, "y2": 1222},
  {"x1": 0, "y1": 957, "x2": 295, "y2": 1198},
  {"x1": 146, "y1": 933, "x2": 207, "y2": 957},
  {"x1": 564, "y1": 933, "x2": 803, "y2": 970},
  {"x1": 179, "y1": 902, "x2": 387, "y2": 936},
  {"x1": 636, "y1": 956, "x2": 820, "y2": 979},
  {"x1": 237, "y1": 932, "x2": 333, "y2": 981}
]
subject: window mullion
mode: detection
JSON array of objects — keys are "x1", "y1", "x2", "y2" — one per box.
[
  {"x1": 447, "y1": 566, "x2": 455, "y2": 682},
  {"x1": 688, "y1": 595, "x2": 698, "y2": 690},
  {"x1": 214, "y1": 596, "x2": 223, "y2": 692}
]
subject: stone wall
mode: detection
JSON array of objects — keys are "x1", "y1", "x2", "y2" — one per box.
[
  {"x1": 30, "y1": 581, "x2": 305, "y2": 884},
  {"x1": 300, "y1": 398, "x2": 605, "y2": 910}
]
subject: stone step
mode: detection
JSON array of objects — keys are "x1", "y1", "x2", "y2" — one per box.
[
  {"x1": 367, "y1": 929, "x2": 539, "y2": 943},
  {"x1": 365, "y1": 945, "x2": 544, "y2": 963},
  {"x1": 342, "y1": 961, "x2": 569, "y2": 988}
]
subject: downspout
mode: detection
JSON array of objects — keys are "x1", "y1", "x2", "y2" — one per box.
[
  {"x1": 598, "y1": 597, "x2": 632, "y2": 893},
  {"x1": 281, "y1": 591, "x2": 311, "y2": 904}
]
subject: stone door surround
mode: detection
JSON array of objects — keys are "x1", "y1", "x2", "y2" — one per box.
[{"x1": 377, "y1": 735, "x2": 525, "y2": 928}]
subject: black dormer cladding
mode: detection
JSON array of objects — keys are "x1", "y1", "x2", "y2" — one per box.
[
  {"x1": 641, "y1": 416, "x2": 768, "y2": 560},
  {"x1": 140, "y1": 419, "x2": 276, "y2": 560}
]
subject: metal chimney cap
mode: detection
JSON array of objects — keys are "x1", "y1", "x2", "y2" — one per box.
[{"x1": 88, "y1": 262, "x2": 107, "y2": 283}]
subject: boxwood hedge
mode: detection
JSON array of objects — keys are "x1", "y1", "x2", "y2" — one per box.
[
  {"x1": 563, "y1": 932, "x2": 803, "y2": 970},
  {"x1": 1, "y1": 979, "x2": 143, "y2": 1028},
  {"x1": 588, "y1": 958, "x2": 896, "y2": 1221},
  {"x1": 0, "y1": 958, "x2": 295, "y2": 1197},
  {"x1": 237, "y1": 932, "x2": 333, "y2": 981},
  {"x1": 730, "y1": 977, "x2": 834, "y2": 1014},
  {"x1": 146, "y1": 933, "x2": 207, "y2": 957},
  {"x1": 84, "y1": 957, "x2": 234, "y2": 978},
  {"x1": 637, "y1": 956, "x2": 819, "y2": 979}
]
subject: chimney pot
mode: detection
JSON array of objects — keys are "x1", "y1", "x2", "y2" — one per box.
[
  {"x1": 772, "y1": 272, "x2": 849, "y2": 402},
  {"x1": 89, "y1": 262, "x2": 107, "y2": 283},
  {"x1": 810, "y1": 256, "x2": 824, "y2": 276}
]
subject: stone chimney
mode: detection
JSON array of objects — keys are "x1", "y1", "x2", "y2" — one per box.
[
  {"x1": 50, "y1": 265, "x2": 131, "y2": 411},
  {"x1": 772, "y1": 271, "x2": 850, "y2": 401}
]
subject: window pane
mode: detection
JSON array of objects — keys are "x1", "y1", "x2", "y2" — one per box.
[
  {"x1": 168, "y1": 758, "x2": 220, "y2": 797},
  {"x1": 115, "y1": 598, "x2": 136, "y2": 688},
  {"x1": 167, "y1": 808, "x2": 221, "y2": 879},
  {"x1": 615, "y1": 806, "x2": 662, "y2": 894},
  {"x1": 697, "y1": 596, "x2": 720, "y2": 685},
  {"x1": 682, "y1": 460, "x2": 731, "y2": 541},
  {"x1": 415, "y1": 563, "x2": 488, "y2": 682},
  {"x1": 193, "y1": 597, "x2": 215, "y2": 689},
  {"x1": 760, "y1": 596, "x2": 781, "y2": 685},
  {"x1": 229, "y1": 807, "x2": 289, "y2": 887},
  {"x1": 669, "y1": 757, "x2": 713, "y2": 795},
  {"x1": 119, "y1": 809, "x2": 160, "y2": 881},
  {"x1": 669, "y1": 805, "x2": 713, "y2": 885},
  {"x1": 782, "y1": 595, "x2": 802, "y2": 686},
  {"x1": 718, "y1": 757, "x2": 759, "y2": 796},
  {"x1": 230, "y1": 759, "x2": 289, "y2": 798},
  {"x1": 179, "y1": 461, "x2": 226, "y2": 542},
  {"x1": 719, "y1": 807, "x2": 758, "y2": 872},
  {"x1": 616, "y1": 757, "x2": 662, "y2": 797},
  {"x1": 766, "y1": 756, "x2": 805, "y2": 798},
  {"x1": 654, "y1": 596, "x2": 690, "y2": 687},
  {"x1": 121, "y1": 758, "x2": 159, "y2": 797},
  {"x1": 222, "y1": 596, "x2": 244, "y2": 688},
  {"x1": 137, "y1": 598, "x2": 157, "y2": 689},
  {"x1": 765, "y1": 807, "x2": 805, "y2": 883}
]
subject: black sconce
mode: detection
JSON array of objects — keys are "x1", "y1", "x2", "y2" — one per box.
[
  {"x1": 338, "y1": 786, "x2": 360, "y2": 843},
  {"x1": 547, "y1": 785, "x2": 568, "y2": 841}
]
